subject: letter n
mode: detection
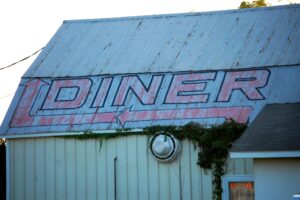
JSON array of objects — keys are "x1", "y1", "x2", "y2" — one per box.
[{"x1": 113, "y1": 75, "x2": 163, "y2": 106}]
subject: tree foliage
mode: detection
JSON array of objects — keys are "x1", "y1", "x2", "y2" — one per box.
[{"x1": 239, "y1": 0, "x2": 269, "y2": 8}]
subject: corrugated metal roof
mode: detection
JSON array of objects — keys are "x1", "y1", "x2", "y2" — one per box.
[
  {"x1": 25, "y1": 5, "x2": 300, "y2": 78},
  {"x1": 1, "y1": 5, "x2": 300, "y2": 138},
  {"x1": 231, "y1": 103, "x2": 300, "y2": 152}
]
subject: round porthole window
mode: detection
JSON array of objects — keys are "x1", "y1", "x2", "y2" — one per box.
[{"x1": 149, "y1": 132, "x2": 181, "y2": 162}]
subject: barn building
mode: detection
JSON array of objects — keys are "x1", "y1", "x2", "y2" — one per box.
[{"x1": 1, "y1": 4, "x2": 300, "y2": 200}]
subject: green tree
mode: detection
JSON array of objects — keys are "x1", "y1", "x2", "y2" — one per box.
[{"x1": 239, "y1": 0, "x2": 269, "y2": 8}]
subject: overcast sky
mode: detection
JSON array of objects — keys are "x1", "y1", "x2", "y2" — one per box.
[{"x1": 0, "y1": 0, "x2": 298, "y2": 124}]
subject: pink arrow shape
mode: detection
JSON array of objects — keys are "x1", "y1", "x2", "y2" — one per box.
[
  {"x1": 10, "y1": 79, "x2": 251, "y2": 129},
  {"x1": 10, "y1": 79, "x2": 49, "y2": 127},
  {"x1": 32, "y1": 112, "x2": 117, "y2": 127},
  {"x1": 10, "y1": 79, "x2": 117, "y2": 127},
  {"x1": 12, "y1": 110, "x2": 117, "y2": 127},
  {"x1": 116, "y1": 106, "x2": 252, "y2": 127}
]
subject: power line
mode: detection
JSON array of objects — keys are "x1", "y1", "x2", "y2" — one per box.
[
  {"x1": 0, "y1": 92, "x2": 15, "y2": 100},
  {"x1": 0, "y1": 47, "x2": 44, "y2": 71}
]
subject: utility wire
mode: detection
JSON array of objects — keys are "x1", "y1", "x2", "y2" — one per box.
[
  {"x1": 0, "y1": 47, "x2": 44, "y2": 71},
  {"x1": 0, "y1": 92, "x2": 15, "y2": 100}
]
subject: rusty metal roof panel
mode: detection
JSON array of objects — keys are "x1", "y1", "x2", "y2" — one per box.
[{"x1": 24, "y1": 5, "x2": 300, "y2": 78}]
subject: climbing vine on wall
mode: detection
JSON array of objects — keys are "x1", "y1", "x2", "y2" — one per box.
[
  {"x1": 64, "y1": 120, "x2": 246, "y2": 200},
  {"x1": 145, "y1": 120, "x2": 246, "y2": 200}
]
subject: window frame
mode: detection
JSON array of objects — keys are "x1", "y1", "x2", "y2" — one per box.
[{"x1": 222, "y1": 175, "x2": 254, "y2": 200}]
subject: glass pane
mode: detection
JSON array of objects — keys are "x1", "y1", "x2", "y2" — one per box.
[{"x1": 229, "y1": 182, "x2": 254, "y2": 200}]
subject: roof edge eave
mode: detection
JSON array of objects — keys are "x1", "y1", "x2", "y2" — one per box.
[
  {"x1": 63, "y1": 4, "x2": 300, "y2": 24},
  {"x1": 230, "y1": 150, "x2": 300, "y2": 159}
]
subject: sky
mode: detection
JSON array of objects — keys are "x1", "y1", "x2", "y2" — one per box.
[{"x1": 0, "y1": 0, "x2": 298, "y2": 124}]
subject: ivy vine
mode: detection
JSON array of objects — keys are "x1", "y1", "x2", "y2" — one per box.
[{"x1": 63, "y1": 120, "x2": 246, "y2": 200}]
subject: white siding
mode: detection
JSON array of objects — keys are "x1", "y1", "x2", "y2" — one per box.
[
  {"x1": 7, "y1": 136, "x2": 252, "y2": 200},
  {"x1": 254, "y1": 158, "x2": 300, "y2": 200}
]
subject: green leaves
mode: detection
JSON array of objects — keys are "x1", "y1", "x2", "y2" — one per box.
[
  {"x1": 63, "y1": 120, "x2": 246, "y2": 200},
  {"x1": 146, "y1": 120, "x2": 246, "y2": 200},
  {"x1": 239, "y1": 0, "x2": 269, "y2": 9}
]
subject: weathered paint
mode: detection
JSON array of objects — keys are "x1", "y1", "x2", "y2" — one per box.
[
  {"x1": 6, "y1": 136, "x2": 252, "y2": 200},
  {"x1": 1, "y1": 5, "x2": 299, "y2": 200},
  {"x1": 24, "y1": 5, "x2": 300, "y2": 78},
  {"x1": 1, "y1": 5, "x2": 300, "y2": 137},
  {"x1": 2, "y1": 66, "x2": 300, "y2": 137}
]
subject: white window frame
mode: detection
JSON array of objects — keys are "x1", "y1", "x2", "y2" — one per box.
[{"x1": 222, "y1": 175, "x2": 254, "y2": 200}]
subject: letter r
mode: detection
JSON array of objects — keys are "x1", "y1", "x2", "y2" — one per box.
[{"x1": 217, "y1": 69, "x2": 270, "y2": 102}]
